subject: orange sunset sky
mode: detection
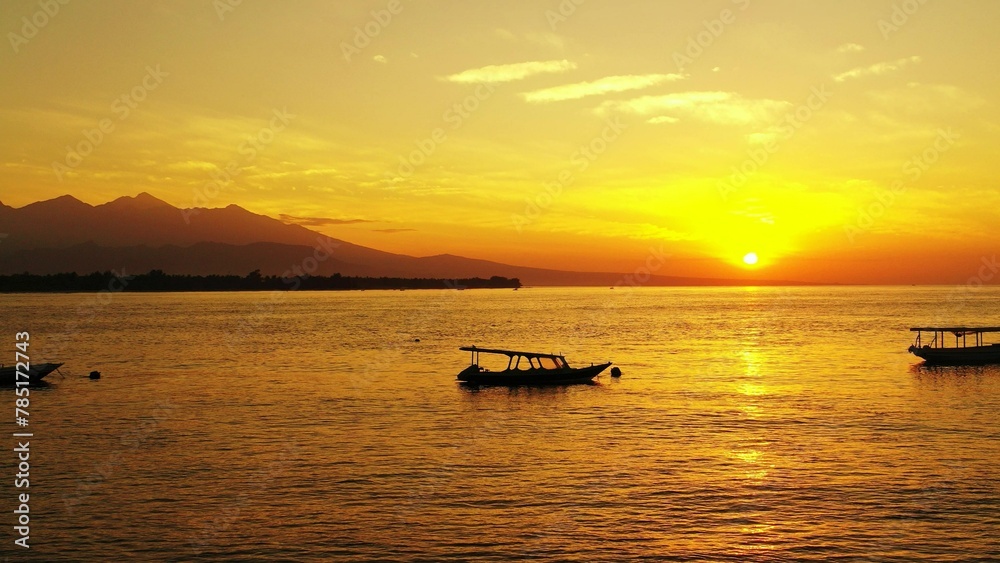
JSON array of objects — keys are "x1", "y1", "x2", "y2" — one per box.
[{"x1": 2, "y1": 0, "x2": 999, "y2": 284}]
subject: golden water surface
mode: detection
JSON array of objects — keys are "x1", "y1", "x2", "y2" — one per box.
[{"x1": 2, "y1": 286, "x2": 999, "y2": 560}]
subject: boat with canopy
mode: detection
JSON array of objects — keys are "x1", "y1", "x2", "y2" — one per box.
[
  {"x1": 457, "y1": 346, "x2": 611, "y2": 385},
  {"x1": 908, "y1": 327, "x2": 1000, "y2": 365}
]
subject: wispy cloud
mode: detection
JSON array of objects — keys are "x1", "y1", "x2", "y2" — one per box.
[
  {"x1": 280, "y1": 214, "x2": 373, "y2": 227},
  {"x1": 600, "y1": 91, "x2": 791, "y2": 127},
  {"x1": 837, "y1": 43, "x2": 865, "y2": 54},
  {"x1": 443, "y1": 60, "x2": 576, "y2": 84},
  {"x1": 166, "y1": 160, "x2": 218, "y2": 172},
  {"x1": 521, "y1": 73, "x2": 687, "y2": 103},
  {"x1": 373, "y1": 228, "x2": 417, "y2": 234},
  {"x1": 648, "y1": 116, "x2": 680, "y2": 125},
  {"x1": 834, "y1": 55, "x2": 921, "y2": 82}
]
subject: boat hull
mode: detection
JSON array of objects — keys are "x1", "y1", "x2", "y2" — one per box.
[
  {"x1": 457, "y1": 362, "x2": 612, "y2": 385},
  {"x1": 0, "y1": 362, "x2": 63, "y2": 385},
  {"x1": 909, "y1": 345, "x2": 1000, "y2": 366}
]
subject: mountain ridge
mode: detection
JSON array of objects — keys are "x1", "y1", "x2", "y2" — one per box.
[
  {"x1": 0, "y1": 240, "x2": 812, "y2": 286},
  {"x1": 0, "y1": 194, "x2": 813, "y2": 286}
]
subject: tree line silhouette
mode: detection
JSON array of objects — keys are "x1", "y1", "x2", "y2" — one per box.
[{"x1": 0, "y1": 270, "x2": 522, "y2": 292}]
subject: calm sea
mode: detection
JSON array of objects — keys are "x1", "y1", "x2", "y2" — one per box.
[{"x1": 1, "y1": 286, "x2": 999, "y2": 561}]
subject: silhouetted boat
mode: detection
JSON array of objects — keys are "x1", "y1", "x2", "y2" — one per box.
[
  {"x1": 457, "y1": 346, "x2": 611, "y2": 385},
  {"x1": 908, "y1": 327, "x2": 1000, "y2": 365},
  {"x1": 0, "y1": 362, "x2": 63, "y2": 385}
]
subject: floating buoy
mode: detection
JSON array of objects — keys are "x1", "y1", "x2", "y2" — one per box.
[
  {"x1": 610, "y1": 367, "x2": 622, "y2": 378},
  {"x1": 89, "y1": 371, "x2": 101, "y2": 380}
]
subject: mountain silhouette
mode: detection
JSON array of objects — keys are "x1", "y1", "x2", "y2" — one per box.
[
  {"x1": 0, "y1": 192, "x2": 328, "y2": 252},
  {"x1": 0, "y1": 193, "x2": 807, "y2": 285}
]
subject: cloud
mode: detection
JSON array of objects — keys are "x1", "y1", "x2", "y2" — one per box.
[
  {"x1": 745, "y1": 129, "x2": 781, "y2": 145},
  {"x1": 601, "y1": 91, "x2": 792, "y2": 127},
  {"x1": 279, "y1": 214, "x2": 373, "y2": 227},
  {"x1": 837, "y1": 43, "x2": 865, "y2": 54},
  {"x1": 833, "y1": 55, "x2": 921, "y2": 82},
  {"x1": 443, "y1": 60, "x2": 576, "y2": 84},
  {"x1": 166, "y1": 160, "x2": 218, "y2": 172},
  {"x1": 647, "y1": 116, "x2": 680, "y2": 125},
  {"x1": 373, "y1": 55, "x2": 387, "y2": 64},
  {"x1": 373, "y1": 228, "x2": 416, "y2": 234},
  {"x1": 521, "y1": 73, "x2": 687, "y2": 103}
]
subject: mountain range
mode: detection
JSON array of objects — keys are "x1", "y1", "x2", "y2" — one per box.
[{"x1": 0, "y1": 193, "x2": 804, "y2": 286}]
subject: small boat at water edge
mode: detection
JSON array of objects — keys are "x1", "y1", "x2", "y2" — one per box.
[
  {"x1": 457, "y1": 346, "x2": 611, "y2": 385},
  {"x1": 0, "y1": 362, "x2": 63, "y2": 385},
  {"x1": 908, "y1": 327, "x2": 1000, "y2": 365}
]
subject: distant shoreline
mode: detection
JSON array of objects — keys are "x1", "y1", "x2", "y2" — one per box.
[{"x1": 0, "y1": 271, "x2": 522, "y2": 293}]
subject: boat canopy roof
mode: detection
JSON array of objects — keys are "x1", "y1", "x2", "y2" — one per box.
[
  {"x1": 460, "y1": 346, "x2": 565, "y2": 359},
  {"x1": 910, "y1": 327, "x2": 1000, "y2": 333}
]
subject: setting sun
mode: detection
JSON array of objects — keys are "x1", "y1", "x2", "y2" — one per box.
[{"x1": 743, "y1": 253, "x2": 759, "y2": 266}]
